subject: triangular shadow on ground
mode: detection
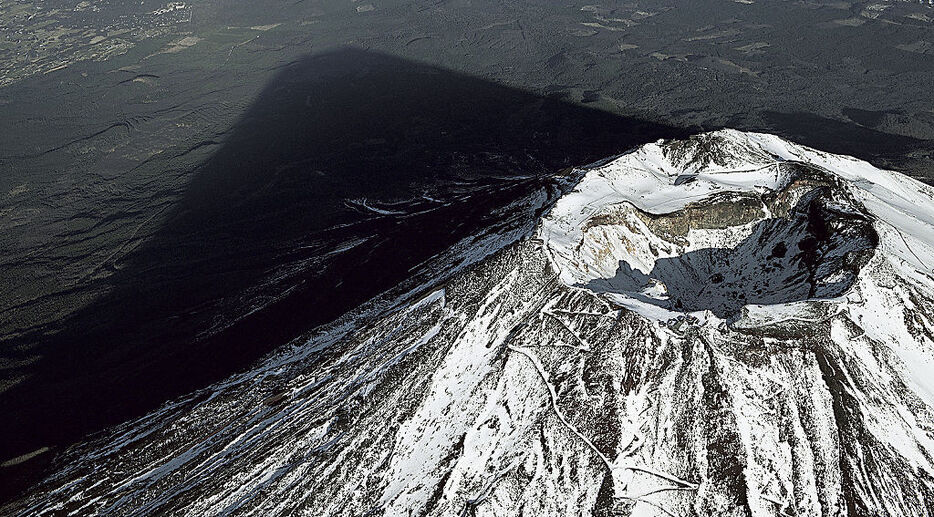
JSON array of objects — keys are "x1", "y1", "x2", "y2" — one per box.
[{"x1": 0, "y1": 47, "x2": 691, "y2": 498}]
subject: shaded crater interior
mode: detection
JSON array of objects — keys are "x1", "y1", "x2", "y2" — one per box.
[{"x1": 583, "y1": 169, "x2": 878, "y2": 320}]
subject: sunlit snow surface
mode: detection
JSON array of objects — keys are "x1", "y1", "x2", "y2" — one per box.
[
  {"x1": 6, "y1": 130, "x2": 934, "y2": 516},
  {"x1": 542, "y1": 130, "x2": 934, "y2": 404}
]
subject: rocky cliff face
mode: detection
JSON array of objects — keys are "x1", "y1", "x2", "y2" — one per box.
[{"x1": 6, "y1": 130, "x2": 934, "y2": 516}]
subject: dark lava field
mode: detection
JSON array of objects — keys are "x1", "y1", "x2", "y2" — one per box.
[{"x1": 1, "y1": 0, "x2": 933, "y2": 502}]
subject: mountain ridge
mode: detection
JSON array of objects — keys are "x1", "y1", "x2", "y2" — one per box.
[{"x1": 5, "y1": 130, "x2": 934, "y2": 516}]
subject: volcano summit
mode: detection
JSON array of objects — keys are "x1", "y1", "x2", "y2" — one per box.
[{"x1": 5, "y1": 130, "x2": 934, "y2": 516}]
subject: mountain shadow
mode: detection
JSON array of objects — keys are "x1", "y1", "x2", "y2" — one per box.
[
  {"x1": 0, "y1": 47, "x2": 689, "y2": 499},
  {"x1": 759, "y1": 111, "x2": 933, "y2": 177},
  {"x1": 584, "y1": 192, "x2": 878, "y2": 321}
]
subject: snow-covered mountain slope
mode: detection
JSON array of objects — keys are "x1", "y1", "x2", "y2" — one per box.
[{"x1": 5, "y1": 130, "x2": 934, "y2": 516}]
